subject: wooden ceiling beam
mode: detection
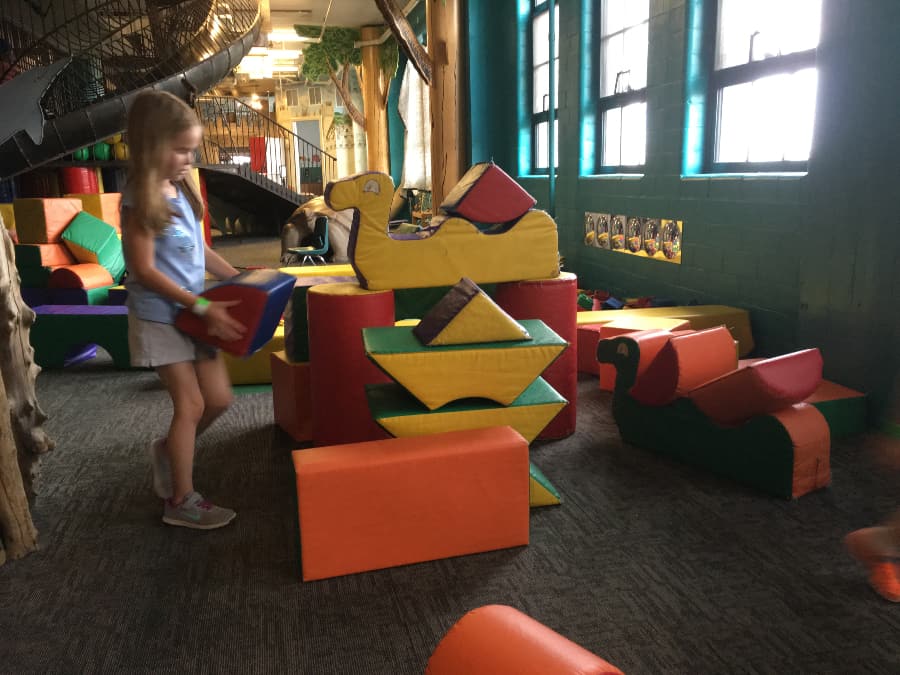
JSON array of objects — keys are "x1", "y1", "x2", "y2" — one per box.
[{"x1": 373, "y1": 0, "x2": 432, "y2": 85}]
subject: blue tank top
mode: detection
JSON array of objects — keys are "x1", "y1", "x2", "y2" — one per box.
[{"x1": 122, "y1": 184, "x2": 206, "y2": 324}]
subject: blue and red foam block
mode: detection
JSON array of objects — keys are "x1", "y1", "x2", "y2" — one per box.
[{"x1": 175, "y1": 269, "x2": 296, "y2": 357}]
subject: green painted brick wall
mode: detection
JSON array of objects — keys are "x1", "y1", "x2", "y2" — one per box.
[{"x1": 467, "y1": 0, "x2": 900, "y2": 416}]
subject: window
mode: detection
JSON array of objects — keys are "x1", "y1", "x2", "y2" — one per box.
[
  {"x1": 707, "y1": 0, "x2": 821, "y2": 171},
  {"x1": 595, "y1": 0, "x2": 649, "y2": 171},
  {"x1": 308, "y1": 87, "x2": 322, "y2": 106},
  {"x1": 285, "y1": 88, "x2": 299, "y2": 108},
  {"x1": 530, "y1": 1, "x2": 558, "y2": 172}
]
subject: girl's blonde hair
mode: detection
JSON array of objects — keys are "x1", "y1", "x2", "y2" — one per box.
[{"x1": 126, "y1": 89, "x2": 204, "y2": 233}]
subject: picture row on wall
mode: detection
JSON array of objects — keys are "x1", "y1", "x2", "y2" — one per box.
[{"x1": 583, "y1": 212, "x2": 683, "y2": 265}]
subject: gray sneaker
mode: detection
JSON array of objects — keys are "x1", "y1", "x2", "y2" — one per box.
[
  {"x1": 162, "y1": 492, "x2": 236, "y2": 530},
  {"x1": 148, "y1": 438, "x2": 173, "y2": 499}
]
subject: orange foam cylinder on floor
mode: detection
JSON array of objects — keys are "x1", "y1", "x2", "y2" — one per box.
[
  {"x1": 307, "y1": 282, "x2": 394, "y2": 446},
  {"x1": 629, "y1": 326, "x2": 737, "y2": 406},
  {"x1": 495, "y1": 272, "x2": 577, "y2": 439},
  {"x1": 426, "y1": 604, "x2": 624, "y2": 675},
  {"x1": 47, "y1": 263, "x2": 114, "y2": 289},
  {"x1": 271, "y1": 351, "x2": 312, "y2": 442},
  {"x1": 689, "y1": 348, "x2": 823, "y2": 425},
  {"x1": 291, "y1": 426, "x2": 530, "y2": 581}
]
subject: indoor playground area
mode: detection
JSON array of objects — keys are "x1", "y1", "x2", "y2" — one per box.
[{"x1": 1, "y1": 1, "x2": 899, "y2": 674}]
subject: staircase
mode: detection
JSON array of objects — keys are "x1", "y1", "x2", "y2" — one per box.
[
  {"x1": 195, "y1": 95, "x2": 337, "y2": 228},
  {"x1": 0, "y1": 0, "x2": 260, "y2": 179}
]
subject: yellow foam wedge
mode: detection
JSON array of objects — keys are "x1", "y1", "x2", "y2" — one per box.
[
  {"x1": 363, "y1": 320, "x2": 568, "y2": 410},
  {"x1": 366, "y1": 377, "x2": 566, "y2": 443}
]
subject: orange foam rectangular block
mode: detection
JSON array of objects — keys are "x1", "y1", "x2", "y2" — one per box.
[
  {"x1": 292, "y1": 426, "x2": 530, "y2": 581},
  {"x1": 13, "y1": 198, "x2": 83, "y2": 244},
  {"x1": 66, "y1": 193, "x2": 122, "y2": 233},
  {"x1": 271, "y1": 350, "x2": 312, "y2": 442}
]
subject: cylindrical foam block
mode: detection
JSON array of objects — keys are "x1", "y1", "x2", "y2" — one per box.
[
  {"x1": 426, "y1": 604, "x2": 623, "y2": 675},
  {"x1": 59, "y1": 167, "x2": 94, "y2": 195},
  {"x1": 47, "y1": 263, "x2": 114, "y2": 290},
  {"x1": 307, "y1": 282, "x2": 395, "y2": 446},
  {"x1": 495, "y1": 272, "x2": 577, "y2": 439}
]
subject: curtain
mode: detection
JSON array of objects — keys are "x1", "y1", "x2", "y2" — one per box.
[{"x1": 398, "y1": 65, "x2": 431, "y2": 191}]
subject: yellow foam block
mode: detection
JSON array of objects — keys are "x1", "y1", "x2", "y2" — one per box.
[
  {"x1": 530, "y1": 478, "x2": 560, "y2": 507},
  {"x1": 395, "y1": 318, "x2": 420, "y2": 327},
  {"x1": 223, "y1": 324, "x2": 285, "y2": 385},
  {"x1": 415, "y1": 279, "x2": 531, "y2": 346},
  {"x1": 0, "y1": 203, "x2": 14, "y2": 230},
  {"x1": 363, "y1": 320, "x2": 567, "y2": 410},
  {"x1": 65, "y1": 193, "x2": 121, "y2": 232},
  {"x1": 279, "y1": 263, "x2": 356, "y2": 278},
  {"x1": 529, "y1": 463, "x2": 562, "y2": 507},
  {"x1": 367, "y1": 378, "x2": 566, "y2": 443},
  {"x1": 325, "y1": 172, "x2": 560, "y2": 290},
  {"x1": 576, "y1": 305, "x2": 754, "y2": 356}
]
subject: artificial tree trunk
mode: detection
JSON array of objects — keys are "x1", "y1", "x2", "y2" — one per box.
[{"x1": 0, "y1": 221, "x2": 53, "y2": 564}]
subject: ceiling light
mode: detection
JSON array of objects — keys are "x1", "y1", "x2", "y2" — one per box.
[{"x1": 267, "y1": 29, "x2": 308, "y2": 43}]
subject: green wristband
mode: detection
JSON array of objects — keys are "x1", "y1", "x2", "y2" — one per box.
[{"x1": 191, "y1": 296, "x2": 210, "y2": 317}]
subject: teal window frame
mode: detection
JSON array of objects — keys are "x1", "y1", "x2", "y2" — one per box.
[
  {"x1": 589, "y1": 0, "x2": 649, "y2": 174},
  {"x1": 526, "y1": 0, "x2": 558, "y2": 175},
  {"x1": 684, "y1": 0, "x2": 819, "y2": 176}
]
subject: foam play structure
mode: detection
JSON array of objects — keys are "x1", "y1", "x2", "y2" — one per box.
[
  {"x1": 362, "y1": 278, "x2": 570, "y2": 507},
  {"x1": 426, "y1": 604, "x2": 623, "y2": 675},
  {"x1": 175, "y1": 269, "x2": 295, "y2": 357},
  {"x1": 597, "y1": 327, "x2": 833, "y2": 498},
  {"x1": 30, "y1": 305, "x2": 130, "y2": 368},
  {"x1": 324, "y1": 167, "x2": 560, "y2": 290},
  {"x1": 291, "y1": 426, "x2": 530, "y2": 581}
]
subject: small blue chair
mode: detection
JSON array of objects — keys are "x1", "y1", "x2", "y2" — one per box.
[{"x1": 288, "y1": 216, "x2": 329, "y2": 265}]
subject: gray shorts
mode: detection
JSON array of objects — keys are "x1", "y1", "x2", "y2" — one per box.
[{"x1": 128, "y1": 316, "x2": 216, "y2": 368}]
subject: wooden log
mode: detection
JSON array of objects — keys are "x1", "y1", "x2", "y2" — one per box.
[
  {"x1": 427, "y1": 0, "x2": 468, "y2": 206},
  {"x1": 0, "y1": 366, "x2": 38, "y2": 564},
  {"x1": 374, "y1": 0, "x2": 432, "y2": 85},
  {"x1": 0, "y1": 226, "x2": 54, "y2": 499},
  {"x1": 360, "y1": 26, "x2": 391, "y2": 174},
  {"x1": 0, "y1": 219, "x2": 45, "y2": 565}
]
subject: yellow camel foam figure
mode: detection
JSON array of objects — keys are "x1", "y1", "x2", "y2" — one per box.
[{"x1": 325, "y1": 172, "x2": 560, "y2": 290}]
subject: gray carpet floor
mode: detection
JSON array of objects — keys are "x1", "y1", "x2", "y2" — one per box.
[
  {"x1": 3, "y1": 239, "x2": 899, "y2": 673},
  {"x1": 2, "y1": 364, "x2": 900, "y2": 674}
]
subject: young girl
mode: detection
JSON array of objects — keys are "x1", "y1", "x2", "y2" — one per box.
[{"x1": 122, "y1": 90, "x2": 245, "y2": 530}]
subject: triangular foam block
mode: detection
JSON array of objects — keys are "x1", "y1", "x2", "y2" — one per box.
[
  {"x1": 440, "y1": 162, "x2": 537, "y2": 224},
  {"x1": 366, "y1": 377, "x2": 567, "y2": 443},
  {"x1": 363, "y1": 320, "x2": 568, "y2": 410},
  {"x1": 413, "y1": 277, "x2": 531, "y2": 346},
  {"x1": 529, "y1": 462, "x2": 561, "y2": 507}
]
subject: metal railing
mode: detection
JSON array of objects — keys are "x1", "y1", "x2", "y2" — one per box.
[
  {"x1": 1, "y1": 0, "x2": 258, "y2": 120},
  {"x1": 195, "y1": 95, "x2": 336, "y2": 196}
]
